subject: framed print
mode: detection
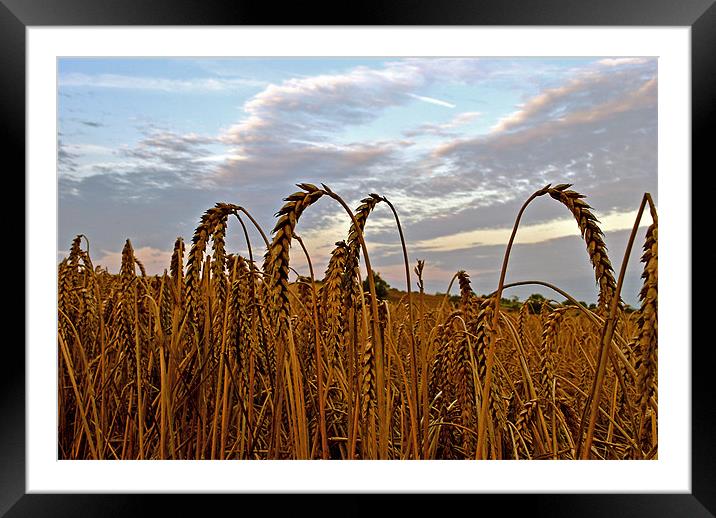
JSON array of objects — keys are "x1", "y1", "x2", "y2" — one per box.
[{"x1": 5, "y1": 0, "x2": 713, "y2": 514}]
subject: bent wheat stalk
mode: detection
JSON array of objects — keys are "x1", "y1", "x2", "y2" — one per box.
[
  {"x1": 263, "y1": 184, "x2": 324, "y2": 458},
  {"x1": 320, "y1": 184, "x2": 388, "y2": 459},
  {"x1": 476, "y1": 184, "x2": 552, "y2": 459}
]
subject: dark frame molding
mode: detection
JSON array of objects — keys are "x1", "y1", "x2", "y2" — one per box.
[{"x1": 6, "y1": 0, "x2": 712, "y2": 515}]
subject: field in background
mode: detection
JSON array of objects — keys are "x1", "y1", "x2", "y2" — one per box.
[{"x1": 57, "y1": 183, "x2": 658, "y2": 460}]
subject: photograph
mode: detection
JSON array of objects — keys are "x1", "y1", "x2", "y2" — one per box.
[
  {"x1": 0, "y1": 0, "x2": 710, "y2": 508},
  {"x1": 4, "y1": 3, "x2": 705, "y2": 510},
  {"x1": 56, "y1": 55, "x2": 658, "y2": 461}
]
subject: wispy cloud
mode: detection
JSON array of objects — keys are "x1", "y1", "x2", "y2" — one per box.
[
  {"x1": 58, "y1": 140, "x2": 79, "y2": 173},
  {"x1": 597, "y1": 57, "x2": 650, "y2": 67},
  {"x1": 59, "y1": 129, "x2": 224, "y2": 185},
  {"x1": 487, "y1": 69, "x2": 656, "y2": 135},
  {"x1": 413, "y1": 209, "x2": 649, "y2": 252},
  {"x1": 404, "y1": 111, "x2": 481, "y2": 137},
  {"x1": 59, "y1": 73, "x2": 267, "y2": 92}
]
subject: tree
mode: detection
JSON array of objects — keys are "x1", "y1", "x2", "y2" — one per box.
[
  {"x1": 525, "y1": 293, "x2": 546, "y2": 314},
  {"x1": 500, "y1": 295, "x2": 521, "y2": 311},
  {"x1": 363, "y1": 271, "x2": 390, "y2": 300}
]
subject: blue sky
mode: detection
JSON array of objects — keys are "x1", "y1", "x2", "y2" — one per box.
[{"x1": 58, "y1": 57, "x2": 657, "y2": 305}]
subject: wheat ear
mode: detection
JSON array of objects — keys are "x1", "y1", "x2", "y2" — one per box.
[{"x1": 547, "y1": 184, "x2": 618, "y2": 312}]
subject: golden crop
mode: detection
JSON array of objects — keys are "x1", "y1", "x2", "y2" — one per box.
[{"x1": 57, "y1": 184, "x2": 657, "y2": 460}]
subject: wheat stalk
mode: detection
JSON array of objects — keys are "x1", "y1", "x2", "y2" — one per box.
[
  {"x1": 263, "y1": 184, "x2": 324, "y2": 457},
  {"x1": 547, "y1": 184, "x2": 618, "y2": 313},
  {"x1": 634, "y1": 219, "x2": 658, "y2": 442}
]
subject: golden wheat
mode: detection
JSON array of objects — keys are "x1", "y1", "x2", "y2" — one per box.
[{"x1": 57, "y1": 184, "x2": 658, "y2": 460}]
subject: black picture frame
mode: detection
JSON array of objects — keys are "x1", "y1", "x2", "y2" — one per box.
[{"x1": 5, "y1": 0, "x2": 712, "y2": 514}]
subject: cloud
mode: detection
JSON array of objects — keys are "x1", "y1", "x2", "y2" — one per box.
[
  {"x1": 58, "y1": 140, "x2": 79, "y2": 173},
  {"x1": 62, "y1": 143, "x2": 115, "y2": 156},
  {"x1": 352, "y1": 222, "x2": 650, "y2": 306},
  {"x1": 220, "y1": 60, "x2": 485, "y2": 137},
  {"x1": 94, "y1": 246, "x2": 174, "y2": 275},
  {"x1": 205, "y1": 60, "x2": 486, "y2": 189},
  {"x1": 485, "y1": 67, "x2": 656, "y2": 136},
  {"x1": 122, "y1": 131, "x2": 217, "y2": 159},
  {"x1": 412, "y1": 208, "x2": 649, "y2": 252},
  {"x1": 399, "y1": 60, "x2": 658, "y2": 221},
  {"x1": 59, "y1": 73, "x2": 266, "y2": 92},
  {"x1": 222, "y1": 62, "x2": 424, "y2": 140},
  {"x1": 59, "y1": 129, "x2": 225, "y2": 185},
  {"x1": 597, "y1": 57, "x2": 650, "y2": 67},
  {"x1": 404, "y1": 111, "x2": 481, "y2": 137}
]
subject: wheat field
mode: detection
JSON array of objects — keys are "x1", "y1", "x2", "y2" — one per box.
[{"x1": 57, "y1": 183, "x2": 657, "y2": 460}]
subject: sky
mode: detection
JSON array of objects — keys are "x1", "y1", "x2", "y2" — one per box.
[{"x1": 58, "y1": 57, "x2": 657, "y2": 305}]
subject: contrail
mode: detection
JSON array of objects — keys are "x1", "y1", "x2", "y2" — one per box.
[{"x1": 407, "y1": 93, "x2": 456, "y2": 108}]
